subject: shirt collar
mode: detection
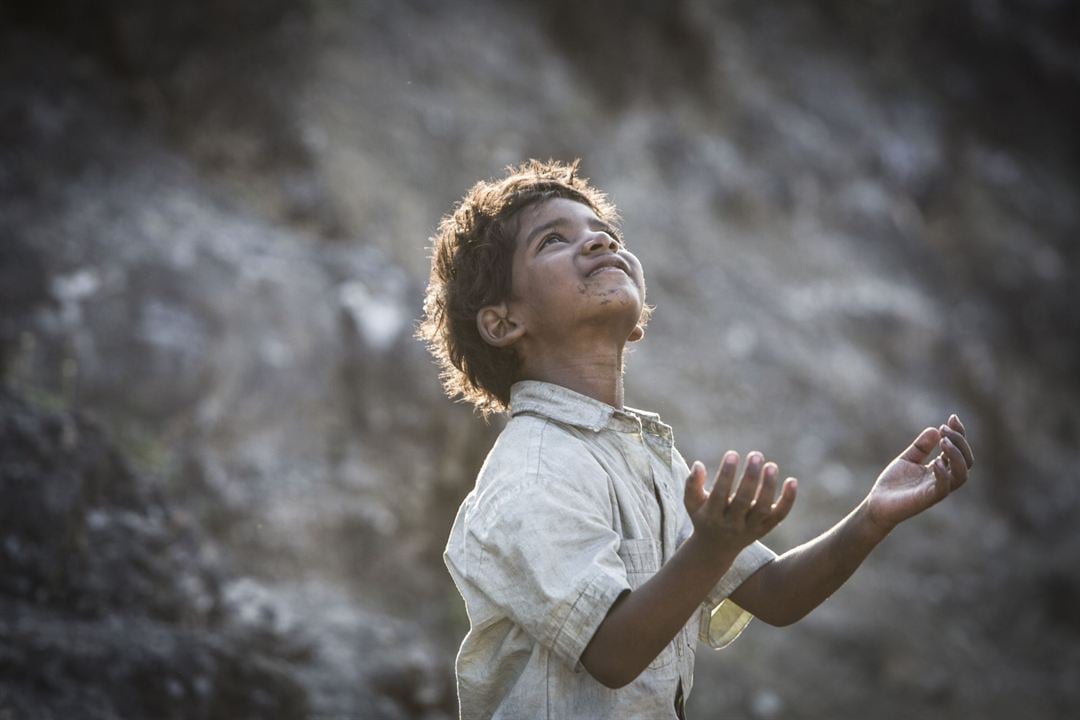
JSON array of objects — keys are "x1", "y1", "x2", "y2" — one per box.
[{"x1": 509, "y1": 380, "x2": 674, "y2": 442}]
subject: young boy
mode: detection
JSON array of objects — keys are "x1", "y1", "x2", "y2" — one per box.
[{"x1": 419, "y1": 160, "x2": 974, "y2": 719}]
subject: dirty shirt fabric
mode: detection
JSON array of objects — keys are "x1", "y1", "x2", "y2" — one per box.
[{"x1": 444, "y1": 380, "x2": 777, "y2": 719}]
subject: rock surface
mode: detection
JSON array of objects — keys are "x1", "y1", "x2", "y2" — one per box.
[
  {"x1": 0, "y1": 386, "x2": 311, "y2": 719},
  {"x1": 1, "y1": 1, "x2": 1078, "y2": 718}
]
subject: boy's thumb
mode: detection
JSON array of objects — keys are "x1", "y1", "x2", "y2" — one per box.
[
  {"x1": 684, "y1": 461, "x2": 707, "y2": 514},
  {"x1": 899, "y1": 426, "x2": 942, "y2": 465}
]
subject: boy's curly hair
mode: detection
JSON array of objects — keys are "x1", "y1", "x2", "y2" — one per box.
[{"x1": 417, "y1": 159, "x2": 651, "y2": 417}]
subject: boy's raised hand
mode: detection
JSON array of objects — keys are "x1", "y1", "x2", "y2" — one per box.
[
  {"x1": 866, "y1": 414, "x2": 975, "y2": 532},
  {"x1": 684, "y1": 451, "x2": 797, "y2": 555}
]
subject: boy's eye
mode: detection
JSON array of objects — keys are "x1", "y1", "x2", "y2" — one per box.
[{"x1": 539, "y1": 233, "x2": 565, "y2": 249}]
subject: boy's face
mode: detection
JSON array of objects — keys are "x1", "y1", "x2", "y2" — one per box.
[{"x1": 498, "y1": 197, "x2": 646, "y2": 351}]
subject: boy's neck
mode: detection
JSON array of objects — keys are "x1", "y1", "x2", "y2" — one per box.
[{"x1": 518, "y1": 346, "x2": 627, "y2": 410}]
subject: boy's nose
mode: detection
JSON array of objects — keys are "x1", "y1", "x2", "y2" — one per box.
[{"x1": 583, "y1": 233, "x2": 619, "y2": 254}]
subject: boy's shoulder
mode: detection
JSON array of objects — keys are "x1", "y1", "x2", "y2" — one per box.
[
  {"x1": 480, "y1": 412, "x2": 604, "y2": 484},
  {"x1": 465, "y1": 413, "x2": 609, "y2": 527}
]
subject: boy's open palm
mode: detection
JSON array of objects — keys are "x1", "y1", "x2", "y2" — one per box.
[
  {"x1": 867, "y1": 414, "x2": 975, "y2": 532},
  {"x1": 684, "y1": 451, "x2": 797, "y2": 555}
]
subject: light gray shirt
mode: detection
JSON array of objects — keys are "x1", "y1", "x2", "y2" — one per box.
[{"x1": 444, "y1": 380, "x2": 776, "y2": 719}]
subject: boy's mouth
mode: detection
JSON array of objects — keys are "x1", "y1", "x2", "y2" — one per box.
[{"x1": 585, "y1": 257, "x2": 631, "y2": 278}]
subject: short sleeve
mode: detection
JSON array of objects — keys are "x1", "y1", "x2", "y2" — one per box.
[
  {"x1": 698, "y1": 541, "x2": 776, "y2": 648},
  {"x1": 464, "y1": 421, "x2": 631, "y2": 672}
]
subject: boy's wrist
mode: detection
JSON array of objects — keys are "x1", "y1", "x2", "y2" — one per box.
[
  {"x1": 854, "y1": 497, "x2": 893, "y2": 544},
  {"x1": 682, "y1": 532, "x2": 743, "y2": 582}
]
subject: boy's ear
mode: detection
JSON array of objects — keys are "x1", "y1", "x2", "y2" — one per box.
[
  {"x1": 477, "y1": 302, "x2": 525, "y2": 348},
  {"x1": 627, "y1": 324, "x2": 645, "y2": 342}
]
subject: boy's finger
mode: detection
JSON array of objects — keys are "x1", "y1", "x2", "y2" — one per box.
[
  {"x1": 748, "y1": 463, "x2": 779, "y2": 521},
  {"x1": 729, "y1": 452, "x2": 764, "y2": 515},
  {"x1": 940, "y1": 426, "x2": 974, "y2": 468},
  {"x1": 899, "y1": 427, "x2": 942, "y2": 464},
  {"x1": 941, "y1": 437, "x2": 969, "y2": 488},
  {"x1": 766, "y1": 477, "x2": 798, "y2": 528},
  {"x1": 947, "y1": 414, "x2": 967, "y2": 437},
  {"x1": 705, "y1": 452, "x2": 738, "y2": 512},
  {"x1": 931, "y1": 456, "x2": 951, "y2": 499}
]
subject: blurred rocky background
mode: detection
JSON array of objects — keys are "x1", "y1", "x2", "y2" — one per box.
[{"x1": 1, "y1": 1, "x2": 1078, "y2": 718}]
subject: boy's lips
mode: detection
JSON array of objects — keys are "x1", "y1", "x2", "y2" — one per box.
[{"x1": 585, "y1": 256, "x2": 632, "y2": 278}]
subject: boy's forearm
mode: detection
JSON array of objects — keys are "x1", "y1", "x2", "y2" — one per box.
[
  {"x1": 580, "y1": 535, "x2": 738, "y2": 689},
  {"x1": 730, "y1": 498, "x2": 889, "y2": 626}
]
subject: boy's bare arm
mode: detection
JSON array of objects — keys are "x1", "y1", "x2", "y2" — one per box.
[
  {"x1": 730, "y1": 415, "x2": 975, "y2": 626},
  {"x1": 580, "y1": 452, "x2": 797, "y2": 689}
]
